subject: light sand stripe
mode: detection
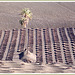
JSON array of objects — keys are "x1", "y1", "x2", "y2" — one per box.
[
  {"x1": 57, "y1": 28, "x2": 65, "y2": 64},
  {"x1": 24, "y1": 28, "x2": 28, "y2": 50},
  {"x1": 2, "y1": 30, "x2": 12, "y2": 60},
  {"x1": 49, "y1": 28, "x2": 56, "y2": 63},
  {"x1": 65, "y1": 28, "x2": 75, "y2": 65},
  {"x1": 33, "y1": 29, "x2": 36, "y2": 55},
  {"x1": 72, "y1": 28, "x2": 75, "y2": 35},
  {"x1": 24, "y1": 28, "x2": 26, "y2": 50},
  {"x1": 41, "y1": 29, "x2": 46, "y2": 64},
  {"x1": 13, "y1": 29, "x2": 20, "y2": 61},
  {"x1": 0, "y1": 30, "x2": 5, "y2": 46}
]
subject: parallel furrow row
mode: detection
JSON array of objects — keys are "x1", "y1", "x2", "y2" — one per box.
[
  {"x1": 43, "y1": 29, "x2": 53, "y2": 64},
  {"x1": 36, "y1": 29, "x2": 43, "y2": 64},
  {"x1": 67, "y1": 28, "x2": 75, "y2": 59},
  {"x1": 18, "y1": 29, "x2": 26, "y2": 52},
  {"x1": 51, "y1": 28, "x2": 63, "y2": 63},
  {"x1": 59, "y1": 28, "x2": 73, "y2": 64},
  {"x1": 0, "y1": 28, "x2": 75, "y2": 65},
  {"x1": 0, "y1": 30, "x2": 10, "y2": 60},
  {"x1": 28, "y1": 28, "x2": 33, "y2": 53},
  {"x1": 6, "y1": 29, "x2": 18, "y2": 61}
]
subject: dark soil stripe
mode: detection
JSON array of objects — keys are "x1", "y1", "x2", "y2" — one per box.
[
  {"x1": 0, "y1": 31, "x2": 5, "y2": 46},
  {"x1": 36, "y1": 29, "x2": 43, "y2": 64},
  {"x1": 59, "y1": 28, "x2": 73, "y2": 64},
  {"x1": 18, "y1": 29, "x2": 26, "y2": 52},
  {"x1": 67, "y1": 28, "x2": 75, "y2": 60},
  {"x1": 0, "y1": 30, "x2": 2, "y2": 39},
  {"x1": 51, "y1": 28, "x2": 63, "y2": 63},
  {"x1": 73, "y1": 28, "x2": 75, "y2": 35},
  {"x1": 28, "y1": 28, "x2": 33, "y2": 53},
  {"x1": 13, "y1": 29, "x2": 20, "y2": 61},
  {"x1": 43, "y1": 28, "x2": 53, "y2": 64},
  {"x1": 65, "y1": 28, "x2": 74, "y2": 65},
  {"x1": 0, "y1": 30, "x2": 10, "y2": 60},
  {"x1": 6, "y1": 29, "x2": 18, "y2": 61},
  {"x1": 2, "y1": 30, "x2": 12, "y2": 60},
  {"x1": 57, "y1": 28, "x2": 65, "y2": 64}
]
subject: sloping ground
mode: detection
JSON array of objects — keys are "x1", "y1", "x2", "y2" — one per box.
[
  {"x1": 0, "y1": 27, "x2": 75, "y2": 73},
  {"x1": 0, "y1": 60, "x2": 75, "y2": 73}
]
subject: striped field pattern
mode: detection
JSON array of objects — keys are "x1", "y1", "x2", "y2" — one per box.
[{"x1": 0, "y1": 28, "x2": 75, "y2": 65}]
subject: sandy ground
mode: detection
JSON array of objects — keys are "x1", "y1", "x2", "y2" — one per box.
[
  {"x1": 0, "y1": 2, "x2": 75, "y2": 30},
  {"x1": 0, "y1": 2, "x2": 75, "y2": 73},
  {"x1": 0, "y1": 61, "x2": 75, "y2": 73}
]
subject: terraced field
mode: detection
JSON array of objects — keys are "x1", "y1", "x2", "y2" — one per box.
[{"x1": 0, "y1": 27, "x2": 75, "y2": 65}]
